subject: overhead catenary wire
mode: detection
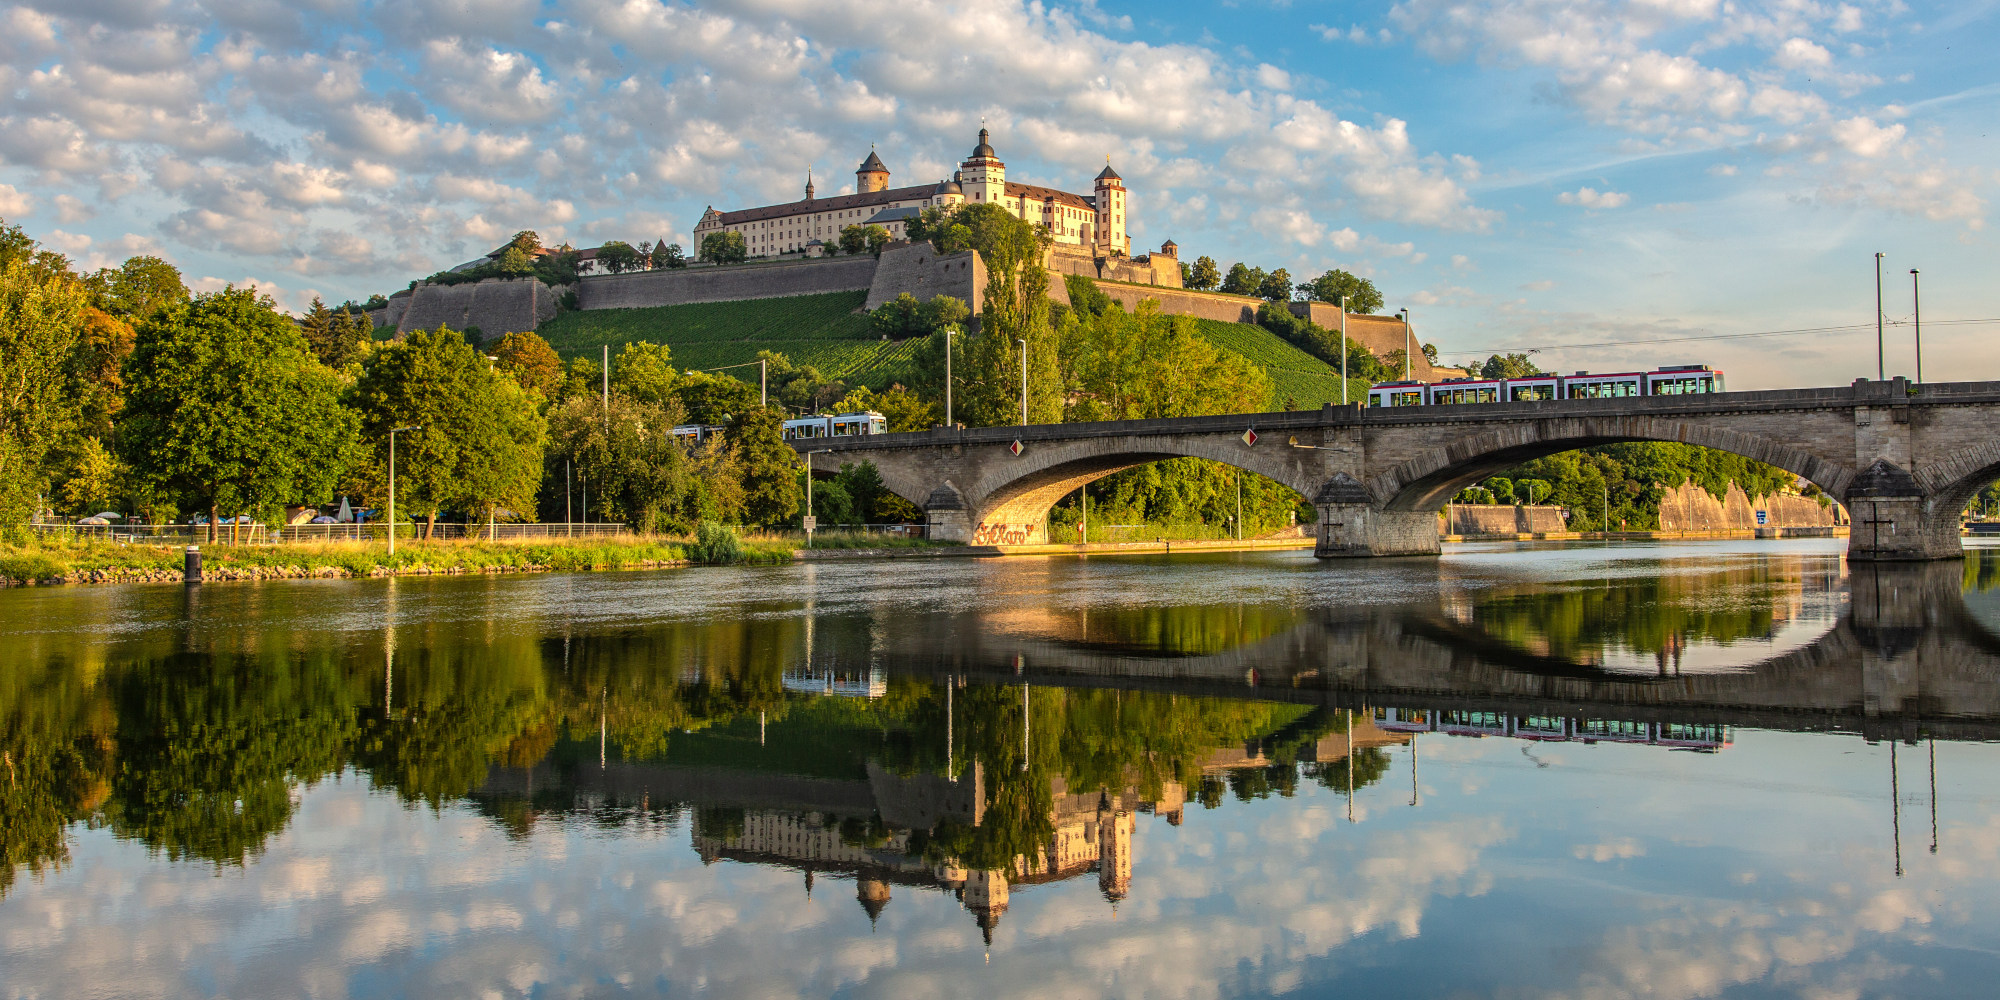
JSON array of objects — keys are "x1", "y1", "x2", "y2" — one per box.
[{"x1": 1445, "y1": 317, "x2": 2000, "y2": 358}]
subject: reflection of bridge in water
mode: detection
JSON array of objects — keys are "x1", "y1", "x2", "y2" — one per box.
[{"x1": 875, "y1": 561, "x2": 2000, "y2": 743}]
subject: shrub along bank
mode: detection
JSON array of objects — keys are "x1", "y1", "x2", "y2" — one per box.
[{"x1": 0, "y1": 531, "x2": 953, "y2": 585}]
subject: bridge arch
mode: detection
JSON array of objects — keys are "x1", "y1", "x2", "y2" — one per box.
[
  {"x1": 961, "y1": 434, "x2": 1323, "y2": 545},
  {"x1": 1915, "y1": 438, "x2": 2000, "y2": 518},
  {"x1": 1367, "y1": 415, "x2": 1858, "y2": 512}
]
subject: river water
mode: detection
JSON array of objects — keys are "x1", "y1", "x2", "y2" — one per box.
[{"x1": 4, "y1": 539, "x2": 2000, "y2": 998}]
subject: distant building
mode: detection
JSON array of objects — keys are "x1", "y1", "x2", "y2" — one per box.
[{"x1": 692, "y1": 129, "x2": 1133, "y2": 259}]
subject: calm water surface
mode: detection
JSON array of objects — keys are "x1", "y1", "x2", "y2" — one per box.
[{"x1": 5, "y1": 539, "x2": 2000, "y2": 999}]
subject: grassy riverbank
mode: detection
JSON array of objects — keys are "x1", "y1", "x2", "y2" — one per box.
[{"x1": 0, "y1": 531, "x2": 955, "y2": 585}]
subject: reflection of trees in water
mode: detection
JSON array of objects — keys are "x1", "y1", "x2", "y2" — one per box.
[
  {"x1": 1963, "y1": 550, "x2": 2000, "y2": 593},
  {"x1": 0, "y1": 604, "x2": 1388, "y2": 895},
  {"x1": 1061, "y1": 603, "x2": 1304, "y2": 656},
  {"x1": 1464, "y1": 561, "x2": 1822, "y2": 663}
]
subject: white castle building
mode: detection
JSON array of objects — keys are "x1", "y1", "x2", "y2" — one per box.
[{"x1": 692, "y1": 129, "x2": 1131, "y2": 259}]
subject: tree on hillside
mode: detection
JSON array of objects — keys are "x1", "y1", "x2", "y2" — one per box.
[
  {"x1": 493, "y1": 331, "x2": 562, "y2": 400},
  {"x1": 119, "y1": 288, "x2": 358, "y2": 540},
  {"x1": 939, "y1": 203, "x2": 1063, "y2": 426},
  {"x1": 298, "y1": 297, "x2": 372, "y2": 369},
  {"x1": 732, "y1": 406, "x2": 800, "y2": 527},
  {"x1": 869, "y1": 293, "x2": 967, "y2": 341},
  {"x1": 839, "y1": 225, "x2": 891, "y2": 256},
  {"x1": 346, "y1": 326, "x2": 545, "y2": 537},
  {"x1": 837, "y1": 384, "x2": 936, "y2": 432},
  {"x1": 1219, "y1": 263, "x2": 1265, "y2": 297},
  {"x1": 652, "y1": 242, "x2": 687, "y2": 269},
  {"x1": 1298, "y1": 269, "x2": 1383, "y2": 314},
  {"x1": 0, "y1": 253, "x2": 92, "y2": 524},
  {"x1": 598, "y1": 241, "x2": 644, "y2": 274},
  {"x1": 700, "y1": 231, "x2": 747, "y2": 264},
  {"x1": 92, "y1": 256, "x2": 187, "y2": 321},
  {"x1": 1188, "y1": 256, "x2": 1220, "y2": 291},
  {"x1": 1064, "y1": 302, "x2": 1270, "y2": 422},
  {"x1": 507, "y1": 231, "x2": 542, "y2": 254},
  {"x1": 1256, "y1": 268, "x2": 1294, "y2": 302},
  {"x1": 759, "y1": 350, "x2": 845, "y2": 413}
]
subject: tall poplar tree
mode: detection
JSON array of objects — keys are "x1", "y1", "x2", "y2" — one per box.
[{"x1": 119, "y1": 288, "x2": 357, "y2": 539}]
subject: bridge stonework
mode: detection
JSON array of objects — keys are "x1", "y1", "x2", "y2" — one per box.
[{"x1": 803, "y1": 378, "x2": 2000, "y2": 561}]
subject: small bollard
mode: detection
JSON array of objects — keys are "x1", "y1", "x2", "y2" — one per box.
[{"x1": 183, "y1": 545, "x2": 203, "y2": 584}]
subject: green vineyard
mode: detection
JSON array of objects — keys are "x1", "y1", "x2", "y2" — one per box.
[
  {"x1": 535, "y1": 293, "x2": 1375, "y2": 403},
  {"x1": 535, "y1": 291, "x2": 928, "y2": 385},
  {"x1": 1191, "y1": 319, "x2": 1373, "y2": 409}
]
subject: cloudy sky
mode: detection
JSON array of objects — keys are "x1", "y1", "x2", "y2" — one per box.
[{"x1": 0, "y1": 0, "x2": 1994, "y2": 387}]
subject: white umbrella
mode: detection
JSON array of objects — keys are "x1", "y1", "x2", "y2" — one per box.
[
  {"x1": 91, "y1": 511, "x2": 123, "y2": 520},
  {"x1": 336, "y1": 496, "x2": 354, "y2": 522}
]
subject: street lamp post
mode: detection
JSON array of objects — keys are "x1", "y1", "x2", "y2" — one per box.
[
  {"x1": 1874, "y1": 252, "x2": 1885, "y2": 381},
  {"x1": 1911, "y1": 268, "x2": 1923, "y2": 385},
  {"x1": 943, "y1": 327, "x2": 958, "y2": 427},
  {"x1": 803, "y1": 448, "x2": 832, "y2": 547},
  {"x1": 1017, "y1": 338, "x2": 1028, "y2": 425},
  {"x1": 1338, "y1": 294, "x2": 1349, "y2": 405},
  {"x1": 387, "y1": 425, "x2": 421, "y2": 555},
  {"x1": 1398, "y1": 308, "x2": 1412, "y2": 381}
]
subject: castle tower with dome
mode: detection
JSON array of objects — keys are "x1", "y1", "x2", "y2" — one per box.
[{"x1": 691, "y1": 128, "x2": 1131, "y2": 259}]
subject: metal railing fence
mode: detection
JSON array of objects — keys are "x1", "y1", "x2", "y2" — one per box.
[{"x1": 28, "y1": 522, "x2": 628, "y2": 544}]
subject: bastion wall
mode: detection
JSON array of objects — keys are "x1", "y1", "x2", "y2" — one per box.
[{"x1": 394, "y1": 278, "x2": 560, "y2": 337}]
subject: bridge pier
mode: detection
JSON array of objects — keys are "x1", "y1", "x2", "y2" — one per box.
[
  {"x1": 1313, "y1": 504, "x2": 1440, "y2": 558},
  {"x1": 1844, "y1": 460, "x2": 1965, "y2": 562}
]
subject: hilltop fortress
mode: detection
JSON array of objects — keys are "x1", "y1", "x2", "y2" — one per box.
[{"x1": 373, "y1": 127, "x2": 1451, "y2": 380}]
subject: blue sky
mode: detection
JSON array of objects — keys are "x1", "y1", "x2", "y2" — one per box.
[{"x1": 0, "y1": 0, "x2": 1994, "y2": 388}]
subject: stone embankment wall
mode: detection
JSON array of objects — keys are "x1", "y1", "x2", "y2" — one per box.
[
  {"x1": 1445, "y1": 505, "x2": 1567, "y2": 534},
  {"x1": 578, "y1": 255, "x2": 879, "y2": 310},
  {"x1": 1090, "y1": 283, "x2": 1262, "y2": 324},
  {"x1": 395, "y1": 278, "x2": 560, "y2": 337},
  {"x1": 1046, "y1": 245, "x2": 1182, "y2": 288},
  {"x1": 1657, "y1": 480, "x2": 1844, "y2": 530}
]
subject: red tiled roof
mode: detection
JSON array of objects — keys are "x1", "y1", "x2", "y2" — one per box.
[
  {"x1": 704, "y1": 183, "x2": 945, "y2": 227},
  {"x1": 1006, "y1": 182, "x2": 1094, "y2": 212}
]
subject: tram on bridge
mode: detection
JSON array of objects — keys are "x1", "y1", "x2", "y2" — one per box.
[
  {"x1": 1372, "y1": 707, "x2": 1731, "y2": 750},
  {"x1": 1368, "y1": 364, "x2": 1725, "y2": 408}
]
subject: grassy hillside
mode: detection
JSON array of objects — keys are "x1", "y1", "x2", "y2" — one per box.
[
  {"x1": 535, "y1": 293, "x2": 1371, "y2": 404},
  {"x1": 536, "y1": 291, "x2": 926, "y2": 387},
  {"x1": 1192, "y1": 319, "x2": 1372, "y2": 409}
]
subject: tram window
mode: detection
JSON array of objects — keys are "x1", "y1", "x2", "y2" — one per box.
[{"x1": 1510, "y1": 385, "x2": 1554, "y2": 401}]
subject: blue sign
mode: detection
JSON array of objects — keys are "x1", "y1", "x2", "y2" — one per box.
[{"x1": 1755, "y1": 510, "x2": 1768, "y2": 526}]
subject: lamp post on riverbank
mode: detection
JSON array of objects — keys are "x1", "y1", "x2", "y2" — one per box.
[
  {"x1": 1018, "y1": 338, "x2": 1028, "y2": 425},
  {"x1": 803, "y1": 449, "x2": 831, "y2": 547},
  {"x1": 943, "y1": 327, "x2": 958, "y2": 427},
  {"x1": 387, "y1": 425, "x2": 421, "y2": 555}
]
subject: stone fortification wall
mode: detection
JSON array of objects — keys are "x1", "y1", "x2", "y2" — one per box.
[
  {"x1": 1089, "y1": 283, "x2": 1262, "y2": 324},
  {"x1": 396, "y1": 278, "x2": 558, "y2": 337},
  {"x1": 577, "y1": 256, "x2": 878, "y2": 311},
  {"x1": 369, "y1": 293, "x2": 410, "y2": 331},
  {"x1": 1047, "y1": 246, "x2": 1182, "y2": 288},
  {"x1": 864, "y1": 242, "x2": 984, "y2": 313},
  {"x1": 1657, "y1": 480, "x2": 1844, "y2": 531},
  {"x1": 1445, "y1": 505, "x2": 1567, "y2": 534}
]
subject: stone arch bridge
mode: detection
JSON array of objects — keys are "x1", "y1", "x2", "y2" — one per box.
[{"x1": 798, "y1": 377, "x2": 2000, "y2": 561}]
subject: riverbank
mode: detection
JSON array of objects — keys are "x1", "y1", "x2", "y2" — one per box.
[
  {"x1": 1439, "y1": 526, "x2": 1850, "y2": 543},
  {"x1": 0, "y1": 532, "x2": 952, "y2": 586}
]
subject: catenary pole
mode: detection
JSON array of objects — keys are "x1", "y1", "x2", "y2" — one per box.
[
  {"x1": 1875, "y1": 252, "x2": 1885, "y2": 381},
  {"x1": 1399, "y1": 308, "x2": 1412, "y2": 381},
  {"x1": 1911, "y1": 269, "x2": 1923, "y2": 385},
  {"x1": 1338, "y1": 295, "x2": 1348, "y2": 404}
]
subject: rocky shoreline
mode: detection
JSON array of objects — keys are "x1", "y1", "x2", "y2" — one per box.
[{"x1": 0, "y1": 559, "x2": 694, "y2": 587}]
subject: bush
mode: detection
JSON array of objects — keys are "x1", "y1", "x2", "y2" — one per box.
[{"x1": 688, "y1": 521, "x2": 744, "y2": 564}]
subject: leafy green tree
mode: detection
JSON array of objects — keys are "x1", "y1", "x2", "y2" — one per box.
[
  {"x1": 869, "y1": 293, "x2": 968, "y2": 341},
  {"x1": 492, "y1": 331, "x2": 562, "y2": 400},
  {"x1": 700, "y1": 231, "x2": 748, "y2": 264},
  {"x1": 760, "y1": 350, "x2": 845, "y2": 413},
  {"x1": 1257, "y1": 268, "x2": 1294, "y2": 301},
  {"x1": 0, "y1": 255, "x2": 91, "y2": 524},
  {"x1": 837, "y1": 384, "x2": 937, "y2": 432},
  {"x1": 298, "y1": 297, "x2": 372, "y2": 369},
  {"x1": 1064, "y1": 301, "x2": 1269, "y2": 422},
  {"x1": 652, "y1": 242, "x2": 688, "y2": 269},
  {"x1": 732, "y1": 406, "x2": 800, "y2": 527},
  {"x1": 93, "y1": 255, "x2": 187, "y2": 320},
  {"x1": 687, "y1": 436, "x2": 748, "y2": 523},
  {"x1": 507, "y1": 231, "x2": 542, "y2": 254},
  {"x1": 611, "y1": 340, "x2": 678, "y2": 406},
  {"x1": 54, "y1": 436, "x2": 123, "y2": 515},
  {"x1": 120, "y1": 288, "x2": 357, "y2": 538},
  {"x1": 1188, "y1": 255, "x2": 1220, "y2": 291},
  {"x1": 1298, "y1": 269, "x2": 1383, "y2": 314},
  {"x1": 839, "y1": 224, "x2": 891, "y2": 255},
  {"x1": 497, "y1": 246, "x2": 536, "y2": 275},
  {"x1": 597, "y1": 241, "x2": 644, "y2": 274},
  {"x1": 1220, "y1": 263, "x2": 1265, "y2": 296},
  {"x1": 678, "y1": 370, "x2": 760, "y2": 424},
  {"x1": 546, "y1": 394, "x2": 689, "y2": 532},
  {"x1": 346, "y1": 326, "x2": 545, "y2": 536}
]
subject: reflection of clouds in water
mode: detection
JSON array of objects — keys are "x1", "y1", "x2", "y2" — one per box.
[{"x1": 8, "y1": 740, "x2": 2000, "y2": 998}]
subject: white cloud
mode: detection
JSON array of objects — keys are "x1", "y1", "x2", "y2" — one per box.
[
  {"x1": 0, "y1": 183, "x2": 35, "y2": 216},
  {"x1": 1556, "y1": 186, "x2": 1630, "y2": 209},
  {"x1": 1828, "y1": 115, "x2": 1903, "y2": 158},
  {"x1": 1772, "y1": 37, "x2": 1832, "y2": 70}
]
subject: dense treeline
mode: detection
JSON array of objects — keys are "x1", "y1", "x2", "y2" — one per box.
[{"x1": 0, "y1": 217, "x2": 809, "y2": 538}]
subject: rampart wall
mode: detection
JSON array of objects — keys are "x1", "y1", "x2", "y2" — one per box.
[
  {"x1": 1046, "y1": 246, "x2": 1182, "y2": 288},
  {"x1": 1088, "y1": 283, "x2": 1262, "y2": 323},
  {"x1": 864, "y1": 243, "x2": 984, "y2": 313},
  {"x1": 577, "y1": 256, "x2": 878, "y2": 311},
  {"x1": 395, "y1": 278, "x2": 559, "y2": 337}
]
